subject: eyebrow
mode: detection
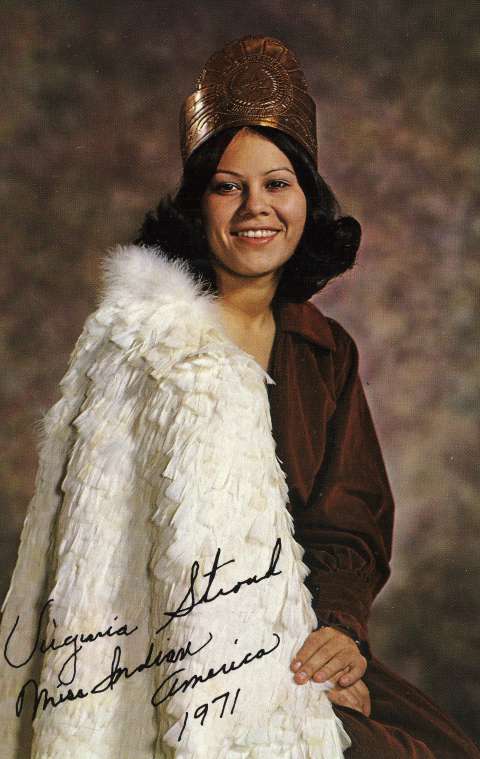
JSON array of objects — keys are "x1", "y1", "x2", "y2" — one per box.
[{"x1": 213, "y1": 167, "x2": 295, "y2": 177}]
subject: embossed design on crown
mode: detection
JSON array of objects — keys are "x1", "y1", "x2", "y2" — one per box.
[{"x1": 180, "y1": 35, "x2": 318, "y2": 166}]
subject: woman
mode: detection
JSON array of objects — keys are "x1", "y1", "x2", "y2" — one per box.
[
  {"x1": 132, "y1": 36, "x2": 480, "y2": 758},
  {"x1": 1, "y1": 35, "x2": 478, "y2": 758}
]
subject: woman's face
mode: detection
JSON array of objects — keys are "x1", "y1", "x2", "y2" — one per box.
[{"x1": 201, "y1": 128, "x2": 307, "y2": 281}]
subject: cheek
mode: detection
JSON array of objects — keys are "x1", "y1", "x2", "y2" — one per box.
[
  {"x1": 285, "y1": 194, "x2": 307, "y2": 236},
  {"x1": 203, "y1": 199, "x2": 231, "y2": 242}
]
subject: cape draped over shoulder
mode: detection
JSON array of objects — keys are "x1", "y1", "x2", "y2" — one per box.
[{"x1": 0, "y1": 244, "x2": 351, "y2": 758}]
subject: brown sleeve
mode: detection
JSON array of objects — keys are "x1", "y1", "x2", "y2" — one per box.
[{"x1": 295, "y1": 323, "x2": 394, "y2": 653}]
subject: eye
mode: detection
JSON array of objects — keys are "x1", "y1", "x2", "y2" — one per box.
[
  {"x1": 267, "y1": 179, "x2": 290, "y2": 190},
  {"x1": 212, "y1": 181, "x2": 240, "y2": 194}
]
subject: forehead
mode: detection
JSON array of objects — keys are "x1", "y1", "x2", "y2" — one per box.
[{"x1": 216, "y1": 128, "x2": 293, "y2": 174}]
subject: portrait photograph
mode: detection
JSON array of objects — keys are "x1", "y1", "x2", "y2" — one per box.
[{"x1": 1, "y1": 1, "x2": 479, "y2": 757}]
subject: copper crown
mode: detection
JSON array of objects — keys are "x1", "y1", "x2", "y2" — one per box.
[{"x1": 180, "y1": 35, "x2": 318, "y2": 166}]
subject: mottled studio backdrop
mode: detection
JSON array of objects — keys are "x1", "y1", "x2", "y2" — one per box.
[{"x1": 1, "y1": 0, "x2": 479, "y2": 741}]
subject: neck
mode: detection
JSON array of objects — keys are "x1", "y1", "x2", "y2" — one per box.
[{"x1": 214, "y1": 265, "x2": 279, "y2": 326}]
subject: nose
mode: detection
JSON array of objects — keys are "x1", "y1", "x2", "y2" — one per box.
[{"x1": 239, "y1": 185, "x2": 270, "y2": 216}]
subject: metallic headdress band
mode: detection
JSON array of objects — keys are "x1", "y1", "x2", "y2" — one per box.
[{"x1": 180, "y1": 35, "x2": 318, "y2": 166}]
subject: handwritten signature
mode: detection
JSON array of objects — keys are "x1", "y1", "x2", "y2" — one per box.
[
  {"x1": 3, "y1": 538, "x2": 283, "y2": 724},
  {"x1": 156, "y1": 536, "x2": 282, "y2": 631},
  {"x1": 15, "y1": 630, "x2": 280, "y2": 721},
  {"x1": 3, "y1": 599, "x2": 137, "y2": 686}
]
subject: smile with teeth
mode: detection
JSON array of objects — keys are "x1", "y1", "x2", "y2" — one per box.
[{"x1": 234, "y1": 229, "x2": 280, "y2": 238}]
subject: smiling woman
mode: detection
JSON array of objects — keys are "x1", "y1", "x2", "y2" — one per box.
[
  {"x1": 136, "y1": 121, "x2": 359, "y2": 304},
  {"x1": 199, "y1": 128, "x2": 309, "y2": 368},
  {"x1": 1, "y1": 33, "x2": 479, "y2": 759},
  {"x1": 133, "y1": 35, "x2": 480, "y2": 759},
  {"x1": 201, "y1": 128, "x2": 307, "y2": 282}
]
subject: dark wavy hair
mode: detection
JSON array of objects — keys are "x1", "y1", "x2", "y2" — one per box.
[{"x1": 133, "y1": 125, "x2": 361, "y2": 302}]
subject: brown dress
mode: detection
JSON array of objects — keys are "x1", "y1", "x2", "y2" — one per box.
[{"x1": 267, "y1": 298, "x2": 479, "y2": 759}]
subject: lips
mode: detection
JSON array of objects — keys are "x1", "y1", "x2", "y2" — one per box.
[{"x1": 232, "y1": 228, "x2": 281, "y2": 239}]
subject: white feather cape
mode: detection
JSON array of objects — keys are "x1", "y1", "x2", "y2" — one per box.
[{"x1": 0, "y1": 244, "x2": 351, "y2": 758}]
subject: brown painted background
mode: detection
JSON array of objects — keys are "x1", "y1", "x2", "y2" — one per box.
[{"x1": 1, "y1": 0, "x2": 479, "y2": 741}]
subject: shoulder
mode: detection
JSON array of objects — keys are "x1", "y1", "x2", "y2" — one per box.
[
  {"x1": 277, "y1": 299, "x2": 360, "y2": 397},
  {"x1": 287, "y1": 300, "x2": 359, "y2": 357},
  {"x1": 302, "y1": 301, "x2": 359, "y2": 395}
]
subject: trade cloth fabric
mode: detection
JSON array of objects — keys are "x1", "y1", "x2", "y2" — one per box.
[
  {"x1": 0, "y1": 244, "x2": 350, "y2": 758},
  {"x1": 267, "y1": 298, "x2": 480, "y2": 759}
]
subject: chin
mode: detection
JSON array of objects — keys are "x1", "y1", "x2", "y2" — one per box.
[
  {"x1": 212, "y1": 256, "x2": 283, "y2": 280},
  {"x1": 232, "y1": 263, "x2": 283, "y2": 279}
]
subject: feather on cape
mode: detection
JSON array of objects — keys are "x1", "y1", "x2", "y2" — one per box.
[{"x1": 0, "y1": 244, "x2": 351, "y2": 758}]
